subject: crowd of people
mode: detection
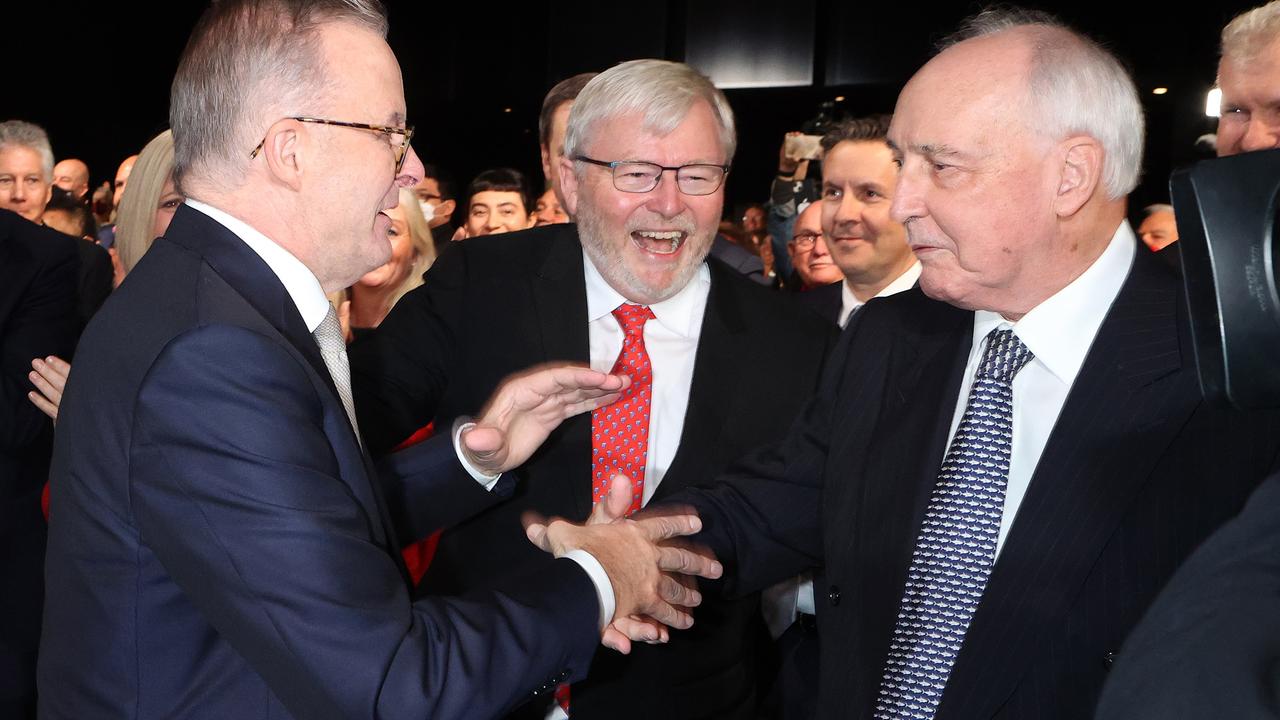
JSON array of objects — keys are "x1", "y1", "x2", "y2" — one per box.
[{"x1": 2, "y1": 0, "x2": 1279, "y2": 719}]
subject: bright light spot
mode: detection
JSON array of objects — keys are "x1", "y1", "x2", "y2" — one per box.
[
  {"x1": 1152, "y1": 87, "x2": 1168, "y2": 95},
  {"x1": 503, "y1": 107, "x2": 512, "y2": 113},
  {"x1": 1206, "y1": 88, "x2": 1221, "y2": 117},
  {"x1": 834, "y1": 96, "x2": 846, "y2": 102}
]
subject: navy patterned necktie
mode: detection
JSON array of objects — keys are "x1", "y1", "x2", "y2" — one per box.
[{"x1": 874, "y1": 328, "x2": 1034, "y2": 719}]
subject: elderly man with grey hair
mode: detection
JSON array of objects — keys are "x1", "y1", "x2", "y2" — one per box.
[
  {"x1": 350, "y1": 59, "x2": 832, "y2": 720},
  {"x1": 1215, "y1": 0, "x2": 1280, "y2": 156},
  {"x1": 660, "y1": 7, "x2": 1280, "y2": 719},
  {"x1": 38, "y1": 2, "x2": 725, "y2": 719},
  {"x1": 0, "y1": 120, "x2": 55, "y2": 223}
]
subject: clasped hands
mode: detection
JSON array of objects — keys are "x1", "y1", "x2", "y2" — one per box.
[{"x1": 453, "y1": 363, "x2": 722, "y2": 655}]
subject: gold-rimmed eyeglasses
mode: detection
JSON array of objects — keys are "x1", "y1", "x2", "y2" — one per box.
[{"x1": 250, "y1": 116, "x2": 415, "y2": 172}]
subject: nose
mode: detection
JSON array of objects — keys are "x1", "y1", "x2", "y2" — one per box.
[
  {"x1": 644, "y1": 170, "x2": 686, "y2": 219},
  {"x1": 890, "y1": 163, "x2": 924, "y2": 225},
  {"x1": 10, "y1": 180, "x2": 26, "y2": 201},
  {"x1": 396, "y1": 144, "x2": 425, "y2": 188},
  {"x1": 1240, "y1": 117, "x2": 1280, "y2": 153},
  {"x1": 833, "y1": 188, "x2": 864, "y2": 230},
  {"x1": 811, "y1": 234, "x2": 830, "y2": 258}
]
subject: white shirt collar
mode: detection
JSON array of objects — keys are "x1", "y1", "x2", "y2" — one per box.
[
  {"x1": 582, "y1": 252, "x2": 710, "y2": 338},
  {"x1": 972, "y1": 221, "x2": 1136, "y2": 384},
  {"x1": 185, "y1": 199, "x2": 333, "y2": 333},
  {"x1": 840, "y1": 261, "x2": 922, "y2": 326}
]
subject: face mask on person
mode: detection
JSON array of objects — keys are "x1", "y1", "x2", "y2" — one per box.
[{"x1": 418, "y1": 199, "x2": 436, "y2": 223}]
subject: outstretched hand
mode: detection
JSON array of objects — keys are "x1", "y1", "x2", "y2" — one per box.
[{"x1": 459, "y1": 364, "x2": 629, "y2": 474}]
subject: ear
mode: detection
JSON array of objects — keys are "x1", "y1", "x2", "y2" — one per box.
[
  {"x1": 259, "y1": 120, "x2": 304, "y2": 192},
  {"x1": 1054, "y1": 136, "x2": 1103, "y2": 218},
  {"x1": 558, "y1": 156, "x2": 580, "y2": 216},
  {"x1": 437, "y1": 198, "x2": 456, "y2": 222},
  {"x1": 540, "y1": 143, "x2": 552, "y2": 182}
]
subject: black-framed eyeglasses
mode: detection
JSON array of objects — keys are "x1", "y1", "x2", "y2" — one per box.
[
  {"x1": 574, "y1": 156, "x2": 729, "y2": 196},
  {"x1": 250, "y1": 116, "x2": 415, "y2": 172},
  {"x1": 791, "y1": 231, "x2": 823, "y2": 251}
]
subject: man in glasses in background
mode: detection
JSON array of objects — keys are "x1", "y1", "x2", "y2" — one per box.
[
  {"x1": 350, "y1": 59, "x2": 832, "y2": 720},
  {"x1": 40, "y1": 3, "x2": 723, "y2": 719}
]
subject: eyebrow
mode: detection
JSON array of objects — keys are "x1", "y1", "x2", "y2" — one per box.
[{"x1": 886, "y1": 138, "x2": 968, "y2": 160}]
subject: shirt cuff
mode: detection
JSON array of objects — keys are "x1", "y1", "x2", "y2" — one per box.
[
  {"x1": 563, "y1": 549, "x2": 615, "y2": 632},
  {"x1": 451, "y1": 417, "x2": 502, "y2": 491}
]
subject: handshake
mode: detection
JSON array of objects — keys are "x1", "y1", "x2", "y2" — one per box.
[{"x1": 454, "y1": 363, "x2": 723, "y2": 653}]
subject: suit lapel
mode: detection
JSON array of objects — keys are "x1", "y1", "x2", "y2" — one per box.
[
  {"x1": 165, "y1": 206, "x2": 403, "y2": 566},
  {"x1": 529, "y1": 227, "x2": 594, "y2": 519},
  {"x1": 938, "y1": 251, "x2": 1195, "y2": 718},
  {"x1": 653, "y1": 260, "x2": 749, "y2": 501}
]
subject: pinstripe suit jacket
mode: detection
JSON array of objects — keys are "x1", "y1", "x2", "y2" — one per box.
[{"x1": 681, "y1": 245, "x2": 1280, "y2": 719}]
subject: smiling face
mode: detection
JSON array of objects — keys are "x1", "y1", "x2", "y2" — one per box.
[
  {"x1": 887, "y1": 32, "x2": 1068, "y2": 316},
  {"x1": 1216, "y1": 38, "x2": 1280, "y2": 156},
  {"x1": 297, "y1": 21, "x2": 423, "y2": 292},
  {"x1": 464, "y1": 190, "x2": 529, "y2": 236},
  {"x1": 789, "y1": 201, "x2": 843, "y2": 287},
  {"x1": 561, "y1": 99, "x2": 724, "y2": 305},
  {"x1": 819, "y1": 139, "x2": 913, "y2": 293},
  {"x1": 357, "y1": 202, "x2": 418, "y2": 289},
  {"x1": 533, "y1": 187, "x2": 569, "y2": 225}
]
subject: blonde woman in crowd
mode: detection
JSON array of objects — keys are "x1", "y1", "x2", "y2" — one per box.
[{"x1": 111, "y1": 130, "x2": 183, "y2": 286}]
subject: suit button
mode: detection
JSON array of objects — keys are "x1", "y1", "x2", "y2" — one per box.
[
  {"x1": 828, "y1": 586, "x2": 841, "y2": 606},
  {"x1": 1103, "y1": 652, "x2": 1116, "y2": 669}
]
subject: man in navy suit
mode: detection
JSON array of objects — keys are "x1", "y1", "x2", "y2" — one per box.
[
  {"x1": 673, "y1": 8, "x2": 1280, "y2": 719},
  {"x1": 38, "y1": 2, "x2": 718, "y2": 719}
]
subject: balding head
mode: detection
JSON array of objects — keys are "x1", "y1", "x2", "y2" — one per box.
[
  {"x1": 53, "y1": 159, "x2": 91, "y2": 199},
  {"x1": 887, "y1": 9, "x2": 1141, "y2": 319}
]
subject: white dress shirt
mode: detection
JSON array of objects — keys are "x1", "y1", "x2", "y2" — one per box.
[
  {"x1": 839, "y1": 261, "x2": 922, "y2": 328},
  {"x1": 183, "y1": 200, "x2": 615, "y2": 627},
  {"x1": 582, "y1": 253, "x2": 710, "y2": 504},
  {"x1": 946, "y1": 221, "x2": 1136, "y2": 557}
]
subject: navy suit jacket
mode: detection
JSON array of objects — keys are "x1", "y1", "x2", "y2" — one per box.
[
  {"x1": 39, "y1": 205, "x2": 601, "y2": 720},
  {"x1": 679, "y1": 246, "x2": 1280, "y2": 719}
]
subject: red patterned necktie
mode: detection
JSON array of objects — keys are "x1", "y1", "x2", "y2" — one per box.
[
  {"x1": 590, "y1": 303, "x2": 656, "y2": 513},
  {"x1": 556, "y1": 303, "x2": 656, "y2": 714}
]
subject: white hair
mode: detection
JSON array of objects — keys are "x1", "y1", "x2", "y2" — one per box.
[
  {"x1": 1143, "y1": 203, "x2": 1175, "y2": 217},
  {"x1": 562, "y1": 59, "x2": 737, "y2": 166},
  {"x1": 1222, "y1": 1, "x2": 1280, "y2": 65},
  {"x1": 0, "y1": 120, "x2": 55, "y2": 181},
  {"x1": 941, "y1": 8, "x2": 1145, "y2": 200}
]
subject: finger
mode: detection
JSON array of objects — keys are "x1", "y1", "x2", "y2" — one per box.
[
  {"x1": 27, "y1": 391, "x2": 59, "y2": 422},
  {"x1": 658, "y1": 574, "x2": 702, "y2": 608},
  {"x1": 460, "y1": 425, "x2": 502, "y2": 457},
  {"x1": 522, "y1": 511, "x2": 552, "y2": 551},
  {"x1": 642, "y1": 599, "x2": 694, "y2": 631},
  {"x1": 610, "y1": 615, "x2": 668, "y2": 644},
  {"x1": 603, "y1": 473, "x2": 633, "y2": 520},
  {"x1": 634, "y1": 511, "x2": 703, "y2": 542},
  {"x1": 28, "y1": 369, "x2": 63, "y2": 404},
  {"x1": 36, "y1": 356, "x2": 71, "y2": 392},
  {"x1": 600, "y1": 626, "x2": 632, "y2": 655},
  {"x1": 656, "y1": 546, "x2": 723, "y2": 580}
]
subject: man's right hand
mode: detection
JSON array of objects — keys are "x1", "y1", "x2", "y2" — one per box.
[{"x1": 524, "y1": 474, "x2": 722, "y2": 649}]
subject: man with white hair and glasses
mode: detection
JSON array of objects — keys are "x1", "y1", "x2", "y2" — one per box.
[{"x1": 350, "y1": 59, "x2": 832, "y2": 720}]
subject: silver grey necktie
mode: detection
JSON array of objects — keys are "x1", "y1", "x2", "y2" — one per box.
[
  {"x1": 874, "y1": 328, "x2": 1034, "y2": 719},
  {"x1": 312, "y1": 303, "x2": 362, "y2": 444}
]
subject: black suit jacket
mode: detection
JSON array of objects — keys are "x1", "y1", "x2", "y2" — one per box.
[
  {"x1": 680, "y1": 246, "x2": 1280, "y2": 719},
  {"x1": 1094, "y1": 468, "x2": 1280, "y2": 719},
  {"x1": 72, "y1": 236, "x2": 113, "y2": 331},
  {"x1": 350, "y1": 223, "x2": 833, "y2": 719},
  {"x1": 40, "y1": 205, "x2": 601, "y2": 720},
  {"x1": 0, "y1": 209, "x2": 79, "y2": 716},
  {"x1": 794, "y1": 280, "x2": 842, "y2": 327}
]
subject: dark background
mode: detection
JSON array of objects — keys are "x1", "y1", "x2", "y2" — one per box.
[{"x1": 4, "y1": 0, "x2": 1253, "y2": 222}]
